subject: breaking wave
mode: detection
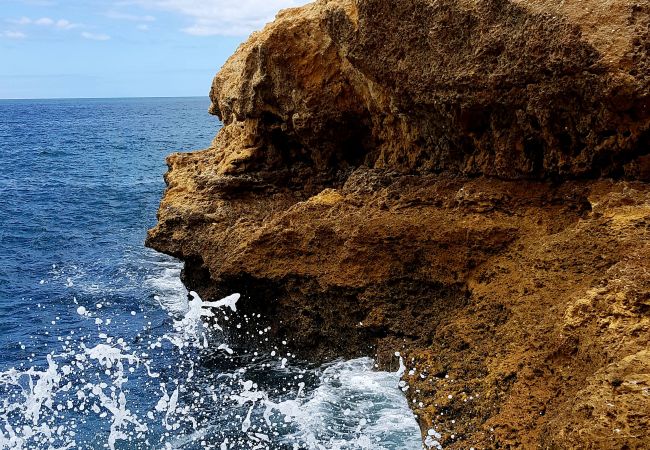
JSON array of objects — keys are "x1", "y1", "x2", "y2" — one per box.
[{"x1": 0, "y1": 267, "x2": 421, "y2": 450}]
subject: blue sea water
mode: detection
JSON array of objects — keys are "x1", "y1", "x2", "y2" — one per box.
[{"x1": 0, "y1": 97, "x2": 421, "y2": 449}]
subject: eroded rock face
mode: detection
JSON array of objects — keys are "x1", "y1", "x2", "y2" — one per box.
[
  {"x1": 208, "y1": 0, "x2": 649, "y2": 181},
  {"x1": 147, "y1": 0, "x2": 650, "y2": 448}
]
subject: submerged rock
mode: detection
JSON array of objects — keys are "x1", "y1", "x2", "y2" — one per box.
[{"x1": 148, "y1": 0, "x2": 650, "y2": 447}]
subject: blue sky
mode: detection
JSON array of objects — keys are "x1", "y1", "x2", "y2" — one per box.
[{"x1": 0, "y1": 0, "x2": 307, "y2": 99}]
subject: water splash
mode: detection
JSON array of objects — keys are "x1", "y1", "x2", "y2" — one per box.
[{"x1": 0, "y1": 268, "x2": 421, "y2": 450}]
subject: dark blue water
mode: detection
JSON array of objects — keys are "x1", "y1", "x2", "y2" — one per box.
[
  {"x1": 0, "y1": 98, "x2": 421, "y2": 450},
  {"x1": 0, "y1": 98, "x2": 218, "y2": 367}
]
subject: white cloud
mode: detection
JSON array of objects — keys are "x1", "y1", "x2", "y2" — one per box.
[
  {"x1": 105, "y1": 11, "x2": 156, "y2": 22},
  {"x1": 81, "y1": 31, "x2": 111, "y2": 41},
  {"x1": 54, "y1": 19, "x2": 77, "y2": 30},
  {"x1": 9, "y1": 17, "x2": 32, "y2": 25},
  {"x1": 21, "y1": 0, "x2": 56, "y2": 5},
  {"x1": 34, "y1": 17, "x2": 54, "y2": 26},
  {"x1": 136, "y1": 24, "x2": 150, "y2": 31},
  {"x1": 133, "y1": 0, "x2": 309, "y2": 36},
  {"x1": 8, "y1": 16, "x2": 80, "y2": 30},
  {"x1": 2, "y1": 30, "x2": 27, "y2": 39}
]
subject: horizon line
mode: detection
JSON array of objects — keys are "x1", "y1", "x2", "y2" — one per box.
[{"x1": 0, "y1": 95, "x2": 210, "y2": 101}]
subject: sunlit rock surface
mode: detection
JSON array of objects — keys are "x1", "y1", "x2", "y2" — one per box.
[{"x1": 148, "y1": 0, "x2": 650, "y2": 447}]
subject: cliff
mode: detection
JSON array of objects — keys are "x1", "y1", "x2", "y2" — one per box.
[{"x1": 147, "y1": 0, "x2": 650, "y2": 447}]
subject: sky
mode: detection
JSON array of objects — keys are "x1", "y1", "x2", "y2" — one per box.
[{"x1": 0, "y1": 0, "x2": 308, "y2": 99}]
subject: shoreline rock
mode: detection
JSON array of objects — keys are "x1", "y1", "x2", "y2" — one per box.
[{"x1": 148, "y1": 0, "x2": 649, "y2": 447}]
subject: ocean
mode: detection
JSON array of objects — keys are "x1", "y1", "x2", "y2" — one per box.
[{"x1": 0, "y1": 97, "x2": 421, "y2": 449}]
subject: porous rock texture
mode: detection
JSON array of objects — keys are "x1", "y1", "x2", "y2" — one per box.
[{"x1": 147, "y1": 0, "x2": 650, "y2": 448}]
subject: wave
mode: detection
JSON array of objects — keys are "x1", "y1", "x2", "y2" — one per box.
[{"x1": 0, "y1": 262, "x2": 422, "y2": 450}]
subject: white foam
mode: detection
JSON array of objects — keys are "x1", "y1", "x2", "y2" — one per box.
[
  {"x1": 210, "y1": 293, "x2": 240, "y2": 312},
  {"x1": 3, "y1": 256, "x2": 422, "y2": 449},
  {"x1": 164, "y1": 291, "x2": 240, "y2": 350},
  {"x1": 260, "y1": 358, "x2": 422, "y2": 450},
  {"x1": 144, "y1": 265, "x2": 189, "y2": 316}
]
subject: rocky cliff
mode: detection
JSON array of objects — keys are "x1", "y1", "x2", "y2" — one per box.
[{"x1": 147, "y1": 0, "x2": 650, "y2": 447}]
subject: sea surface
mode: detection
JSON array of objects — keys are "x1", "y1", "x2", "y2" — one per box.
[{"x1": 0, "y1": 97, "x2": 422, "y2": 449}]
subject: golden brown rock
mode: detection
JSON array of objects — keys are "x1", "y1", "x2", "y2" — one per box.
[
  {"x1": 147, "y1": 0, "x2": 650, "y2": 447},
  {"x1": 208, "y1": 0, "x2": 649, "y2": 181}
]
